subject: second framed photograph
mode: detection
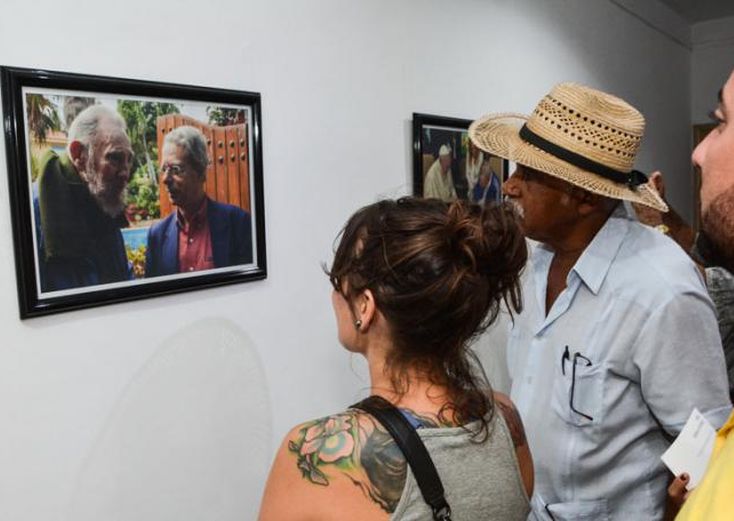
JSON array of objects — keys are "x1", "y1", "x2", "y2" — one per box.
[
  {"x1": 412, "y1": 113, "x2": 507, "y2": 204},
  {"x1": 2, "y1": 66, "x2": 266, "y2": 318}
]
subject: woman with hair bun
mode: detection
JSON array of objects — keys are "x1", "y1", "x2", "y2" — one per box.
[{"x1": 259, "y1": 197, "x2": 532, "y2": 520}]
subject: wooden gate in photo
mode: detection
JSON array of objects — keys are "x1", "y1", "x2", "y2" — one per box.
[{"x1": 156, "y1": 114, "x2": 250, "y2": 218}]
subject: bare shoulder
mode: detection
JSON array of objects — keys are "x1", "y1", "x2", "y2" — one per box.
[
  {"x1": 259, "y1": 410, "x2": 405, "y2": 520},
  {"x1": 492, "y1": 392, "x2": 528, "y2": 449},
  {"x1": 492, "y1": 392, "x2": 534, "y2": 497},
  {"x1": 285, "y1": 411, "x2": 365, "y2": 486}
]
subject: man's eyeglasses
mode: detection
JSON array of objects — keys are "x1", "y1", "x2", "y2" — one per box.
[
  {"x1": 160, "y1": 163, "x2": 186, "y2": 176},
  {"x1": 561, "y1": 345, "x2": 594, "y2": 421}
]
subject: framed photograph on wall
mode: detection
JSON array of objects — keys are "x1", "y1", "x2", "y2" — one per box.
[
  {"x1": 412, "y1": 113, "x2": 508, "y2": 204},
  {"x1": 1, "y1": 66, "x2": 266, "y2": 318}
]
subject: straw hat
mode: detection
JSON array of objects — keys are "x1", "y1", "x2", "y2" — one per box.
[{"x1": 468, "y1": 82, "x2": 668, "y2": 211}]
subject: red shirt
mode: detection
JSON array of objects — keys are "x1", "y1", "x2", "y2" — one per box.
[{"x1": 177, "y1": 197, "x2": 214, "y2": 273}]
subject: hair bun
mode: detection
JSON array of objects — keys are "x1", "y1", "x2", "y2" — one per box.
[
  {"x1": 445, "y1": 200, "x2": 526, "y2": 315},
  {"x1": 327, "y1": 196, "x2": 527, "y2": 434}
]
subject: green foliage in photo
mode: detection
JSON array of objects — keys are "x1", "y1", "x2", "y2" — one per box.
[
  {"x1": 125, "y1": 164, "x2": 160, "y2": 221},
  {"x1": 207, "y1": 106, "x2": 245, "y2": 126},
  {"x1": 117, "y1": 99, "x2": 181, "y2": 179},
  {"x1": 26, "y1": 94, "x2": 61, "y2": 144}
]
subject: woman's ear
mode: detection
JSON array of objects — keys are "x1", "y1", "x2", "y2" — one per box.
[{"x1": 356, "y1": 289, "x2": 377, "y2": 331}]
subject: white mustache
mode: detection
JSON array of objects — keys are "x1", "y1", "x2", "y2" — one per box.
[{"x1": 508, "y1": 199, "x2": 524, "y2": 219}]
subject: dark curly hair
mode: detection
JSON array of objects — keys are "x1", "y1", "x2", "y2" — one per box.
[{"x1": 327, "y1": 197, "x2": 527, "y2": 437}]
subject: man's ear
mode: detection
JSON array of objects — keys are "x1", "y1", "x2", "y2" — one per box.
[
  {"x1": 68, "y1": 140, "x2": 87, "y2": 171},
  {"x1": 356, "y1": 288, "x2": 377, "y2": 331},
  {"x1": 573, "y1": 188, "x2": 605, "y2": 217}
]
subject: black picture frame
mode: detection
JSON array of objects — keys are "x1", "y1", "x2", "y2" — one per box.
[
  {"x1": 2, "y1": 66, "x2": 266, "y2": 318},
  {"x1": 412, "y1": 112, "x2": 508, "y2": 203}
]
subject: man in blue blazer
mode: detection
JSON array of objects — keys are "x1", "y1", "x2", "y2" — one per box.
[{"x1": 145, "y1": 126, "x2": 252, "y2": 278}]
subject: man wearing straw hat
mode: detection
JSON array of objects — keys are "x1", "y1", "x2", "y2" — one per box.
[{"x1": 469, "y1": 83, "x2": 732, "y2": 520}]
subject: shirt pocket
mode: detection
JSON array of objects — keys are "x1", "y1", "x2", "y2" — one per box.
[{"x1": 551, "y1": 350, "x2": 605, "y2": 428}]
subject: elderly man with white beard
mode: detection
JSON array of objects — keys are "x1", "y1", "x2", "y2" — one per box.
[{"x1": 34, "y1": 104, "x2": 134, "y2": 291}]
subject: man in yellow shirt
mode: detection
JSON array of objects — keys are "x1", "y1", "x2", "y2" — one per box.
[
  {"x1": 675, "y1": 415, "x2": 734, "y2": 520},
  {"x1": 673, "y1": 68, "x2": 734, "y2": 521}
]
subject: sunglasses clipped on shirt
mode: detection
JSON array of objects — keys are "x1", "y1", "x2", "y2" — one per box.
[{"x1": 561, "y1": 345, "x2": 594, "y2": 422}]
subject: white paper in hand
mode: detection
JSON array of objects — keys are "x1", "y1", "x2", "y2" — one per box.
[{"x1": 660, "y1": 408, "x2": 716, "y2": 490}]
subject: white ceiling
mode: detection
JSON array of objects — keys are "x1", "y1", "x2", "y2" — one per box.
[{"x1": 657, "y1": 0, "x2": 734, "y2": 23}]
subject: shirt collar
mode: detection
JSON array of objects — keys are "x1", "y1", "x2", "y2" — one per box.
[
  {"x1": 571, "y1": 203, "x2": 631, "y2": 295},
  {"x1": 531, "y1": 202, "x2": 632, "y2": 296}
]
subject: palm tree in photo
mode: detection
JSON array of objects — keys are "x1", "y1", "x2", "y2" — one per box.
[{"x1": 26, "y1": 94, "x2": 61, "y2": 144}]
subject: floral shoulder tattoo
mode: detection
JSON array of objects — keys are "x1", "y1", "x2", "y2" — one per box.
[{"x1": 287, "y1": 409, "x2": 439, "y2": 512}]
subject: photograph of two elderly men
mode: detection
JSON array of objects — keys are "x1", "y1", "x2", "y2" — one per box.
[{"x1": 25, "y1": 90, "x2": 256, "y2": 296}]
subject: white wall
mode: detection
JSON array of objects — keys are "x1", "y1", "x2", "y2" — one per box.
[
  {"x1": 0, "y1": 1, "x2": 692, "y2": 519},
  {"x1": 691, "y1": 16, "x2": 734, "y2": 124}
]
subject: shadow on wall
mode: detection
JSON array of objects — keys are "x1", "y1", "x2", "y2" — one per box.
[{"x1": 68, "y1": 317, "x2": 271, "y2": 521}]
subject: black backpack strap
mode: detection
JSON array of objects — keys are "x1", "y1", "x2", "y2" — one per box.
[{"x1": 351, "y1": 395, "x2": 452, "y2": 521}]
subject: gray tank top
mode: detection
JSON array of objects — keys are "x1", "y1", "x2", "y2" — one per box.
[{"x1": 390, "y1": 412, "x2": 530, "y2": 520}]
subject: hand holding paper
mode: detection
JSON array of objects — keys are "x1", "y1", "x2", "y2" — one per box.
[{"x1": 661, "y1": 408, "x2": 716, "y2": 490}]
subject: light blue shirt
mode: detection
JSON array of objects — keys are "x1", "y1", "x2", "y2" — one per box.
[{"x1": 508, "y1": 204, "x2": 732, "y2": 521}]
